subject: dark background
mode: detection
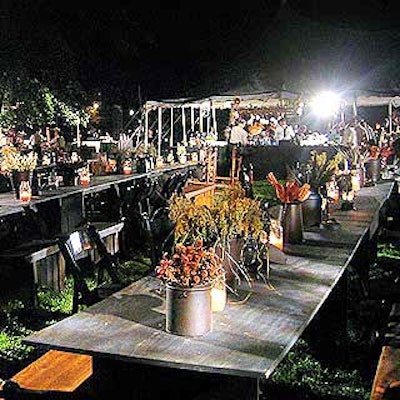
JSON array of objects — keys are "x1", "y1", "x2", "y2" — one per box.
[{"x1": 1, "y1": 1, "x2": 400, "y2": 109}]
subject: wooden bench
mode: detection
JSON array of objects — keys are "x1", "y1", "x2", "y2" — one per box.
[
  {"x1": 370, "y1": 346, "x2": 400, "y2": 400},
  {"x1": 0, "y1": 350, "x2": 92, "y2": 399},
  {"x1": 370, "y1": 303, "x2": 400, "y2": 400},
  {"x1": 184, "y1": 181, "x2": 216, "y2": 207}
]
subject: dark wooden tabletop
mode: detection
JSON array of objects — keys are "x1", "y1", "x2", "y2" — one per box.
[
  {"x1": 23, "y1": 181, "x2": 395, "y2": 380},
  {"x1": 0, "y1": 163, "x2": 198, "y2": 217}
]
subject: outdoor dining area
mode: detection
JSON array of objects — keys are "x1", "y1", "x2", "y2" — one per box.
[{"x1": 0, "y1": 90, "x2": 400, "y2": 400}]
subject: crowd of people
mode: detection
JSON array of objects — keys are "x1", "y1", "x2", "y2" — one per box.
[
  {"x1": 224, "y1": 110, "x2": 400, "y2": 152},
  {"x1": 225, "y1": 114, "x2": 296, "y2": 147}
]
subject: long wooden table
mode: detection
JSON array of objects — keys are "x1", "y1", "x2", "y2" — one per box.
[
  {"x1": 0, "y1": 163, "x2": 199, "y2": 229},
  {"x1": 22, "y1": 181, "x2": 395, "y2": 399}
]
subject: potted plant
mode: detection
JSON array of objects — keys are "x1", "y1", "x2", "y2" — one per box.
[
  {"x1": 364, "y1": 144, "x2": 381, "y2": 183},
  {"x1": 287, "y1": 150, "x2": 342, "y2": 193},
  {"x1": 0, "y1": 145, "x2": 38, "y2": 199},
  {"x1": 155, "y1": 239, "x2": 225, "y2": 336},
  {"x1": 286, "y1": 150, "x2": 342, "y2": 228},
  {"x1": 168, "y1": 182, "x2": 265, "y2": 289},
  {"x1": 266, "y1": 172, "x2": 311, "y2": 247}
]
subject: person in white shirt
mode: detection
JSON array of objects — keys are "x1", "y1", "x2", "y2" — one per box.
[
  {"x1": 227, "y1": 120, "x2": 249, "y2": 180},
  {"x1": 229, "y1": 120, "x2": 249, "y2": 146}
]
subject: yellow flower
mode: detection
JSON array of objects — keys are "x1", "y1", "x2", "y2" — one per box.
[
  {"x1": 169, "y1": 182, "x2": 264, "y2": 247},
  {"x1": 0, "y1": 145, "x2": 37, "y2": 172}
]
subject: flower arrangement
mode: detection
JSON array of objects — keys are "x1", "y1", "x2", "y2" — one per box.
[
  {"x1": 133, "y1": 143, "x2": 157, "y2": 159},
  {"x1": 168, "y1": 193, "x2": 213, "y2": 245},
  {"x1": 366, "y1": 145, "x2": 380, "y2": 161},
  {"x1": 267, "y1": 172, "x2": 311, "y2": 203},
  {"x1": 168, "y1": 182, "x2": 265, "y2": 248},
  {"x1": 286, "y1": 150, "x2": 343, "y2": 191},
  {"x1": 176, "y1": 142, "x2": 186, "y2": 156},
  {"x1": 0, "y1": 145, "x2": 38, "y2": 172},
  {"x1": 212, "y1": 182, "x2": 264, "y2": 246},
  {"x1": 155, "y1": 240, "x2": 224, "y2": 288},
  {"x1": 335, "y1": 145, "x2": 361, "y2": 167}
]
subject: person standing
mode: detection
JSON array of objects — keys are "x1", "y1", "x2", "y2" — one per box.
[
  {"x1": 228, "y1": 120, "x2": 248, "y2": 182},
  {"x1": 50, "y1": 127, "x2": 66, "y2": 150},
  {"x1": 229, "y1": 120, "x2": 249, "y2": 146},
  {"x1": 29, "y1": 126, "x2": 45, "y2": 160}
]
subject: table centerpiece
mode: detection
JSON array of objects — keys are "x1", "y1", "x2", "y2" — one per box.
[
  {"x1": 0, "y1": 145, "x2": 38, "y2": 199},
  {"x1": 155, "y1": 239, "x2": 224, "y2": 336}
]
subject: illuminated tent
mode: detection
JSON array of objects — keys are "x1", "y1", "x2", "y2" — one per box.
[{"x1": 142, "y1": 89, "x2": 303, "y2": 155}]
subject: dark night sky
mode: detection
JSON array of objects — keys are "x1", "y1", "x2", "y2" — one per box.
[{"x1": 2, "y1": 1, "x2": 400, "y2": 108}]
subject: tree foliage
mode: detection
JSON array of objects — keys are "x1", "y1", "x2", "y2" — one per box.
[{"x1": 0, "y1": 72, "x2": 90, "y2": 130}]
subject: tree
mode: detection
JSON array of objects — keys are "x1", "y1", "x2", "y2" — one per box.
[{"x1": 0, "y1": 72, "x2": 90, "y2": 130}]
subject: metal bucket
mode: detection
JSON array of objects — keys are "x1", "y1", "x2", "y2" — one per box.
[
  {"x1": 282, "y1": 202, "x2": 304, "y2": 245},
  {"x1": 365, "y1": 159, "x2": 381, "y2": 183},
  {"x1": 166, "y1": 284, "x2": 212, "y2": 336},
  {"x1": 301, "y1": 190, "x2": 322, "y2": 229}
]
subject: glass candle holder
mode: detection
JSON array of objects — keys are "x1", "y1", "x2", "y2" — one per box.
[{"x1": 19, "y1": 181, "x2": 32, "y2": 202}]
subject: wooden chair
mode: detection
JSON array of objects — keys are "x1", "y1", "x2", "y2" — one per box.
[{"x1": 57, "y1": 221, "x2": 127, "y2": 314}]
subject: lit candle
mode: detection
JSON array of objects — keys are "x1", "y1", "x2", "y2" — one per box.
[
  {"x1": 123, "y1": 166, "x2": 132, "y2": 175},
  {"x1": 19, "y1": 181, "x2": 32, "y2": 202},
  {"x1": 326, "y1": 180, "x2": 340, "y2": 203},
  {"x1": 20, "y1": 190, "x2": 31, "y2": 202},
  {"x1": 269, "y1": 220, "x2": 283, "y2": 251},
  {"x1": 211, "y1": 286, "x2": 227, "y2": 312},
  {"x1": 351, "y1": 175, "x2": 361, "y2": 192},
  {"x1": 80, "y1": 175, "x2": 90, "y2": 186}
]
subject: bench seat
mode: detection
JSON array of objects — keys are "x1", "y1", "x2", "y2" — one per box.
[{"x1": 0, "y1": 350, "x2": 92, "y2": 398}]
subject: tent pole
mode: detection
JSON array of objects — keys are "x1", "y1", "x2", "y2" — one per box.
[
  {"x1": 182, "y1": 106, "x2": 187, "y2": 145},
  {"x1": 212, "y1": 103, "x2": 217, "y2": 138},
  {"x1": 76, "y1": 121, "x2": 81, "y2": 148},
  {"x1": 158, "y1": 107, "x2": 162, "y2": 156},
  {"x1": 199, "y1": 106, "x2": 203, "y2": 133},
  {"x1": 144, "y1": 106, "x2": 149, "y2": 147},
  {"x1": 389, "y1": 101, "x2": 393, "y2": 134},
  {"x1": 170, "y1": 108, "x2": 174, "y2": 148},
  {"x1": 191, "y1": 106, "x2": 195, "y2": 132},
  {"x1": 206, "y1": 102, "x2": 210, "y2": 135}
]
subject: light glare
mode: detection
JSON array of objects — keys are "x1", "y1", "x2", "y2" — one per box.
[{"x1": 310, "y1": 91, "x2": 341, "y2": 118}]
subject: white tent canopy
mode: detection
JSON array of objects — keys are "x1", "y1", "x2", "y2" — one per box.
[
  {"x1": 143, "y1": 89, "x2": 303, "y2": 155},
  {"x1": 140, "y1": 88, "x2": 400, "y2": 154}
]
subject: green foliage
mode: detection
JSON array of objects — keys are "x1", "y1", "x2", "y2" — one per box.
[
  {"x1": 0, "y1": 302, "x2": 36, "y2": 363},
  {"x1": 119, "y1": 259, "x2": 151, "y2": 282},
  {"x1": 0, "y1": 73, "x2": 90, "y2": 129},
  {"x1": 37, "y1": 278, "x2": 74, "y2": 315},
  {"x1": 270, "y1": 339, "x2": 370, "y2": 399},
  {"x1": 377, "y1": 242, "x2": 400, "y2": 258},
  {"x1": 252, "y1": 180, "x2": 282, "y2": 207}
]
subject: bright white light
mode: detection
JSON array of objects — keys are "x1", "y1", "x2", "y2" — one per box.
[
  {"x1": 309, "y1": 91, "x2": 341, "y2": 118},
  {"x1": 129, "y1": 109, "x2": 134, "y2": 116}
]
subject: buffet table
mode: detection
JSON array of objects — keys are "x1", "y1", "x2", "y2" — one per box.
[{"x1": 22, "y1": 181, "x2": 395, "y2": 399}]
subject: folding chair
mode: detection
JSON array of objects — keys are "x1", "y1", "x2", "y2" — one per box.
[{"x1": 57, "y1": 222, "x2": 127, "y2": 314}]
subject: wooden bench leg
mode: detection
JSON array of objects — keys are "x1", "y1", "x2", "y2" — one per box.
[{"x1": 370, "y1": 346, "x2": 400, "y2": 400}]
